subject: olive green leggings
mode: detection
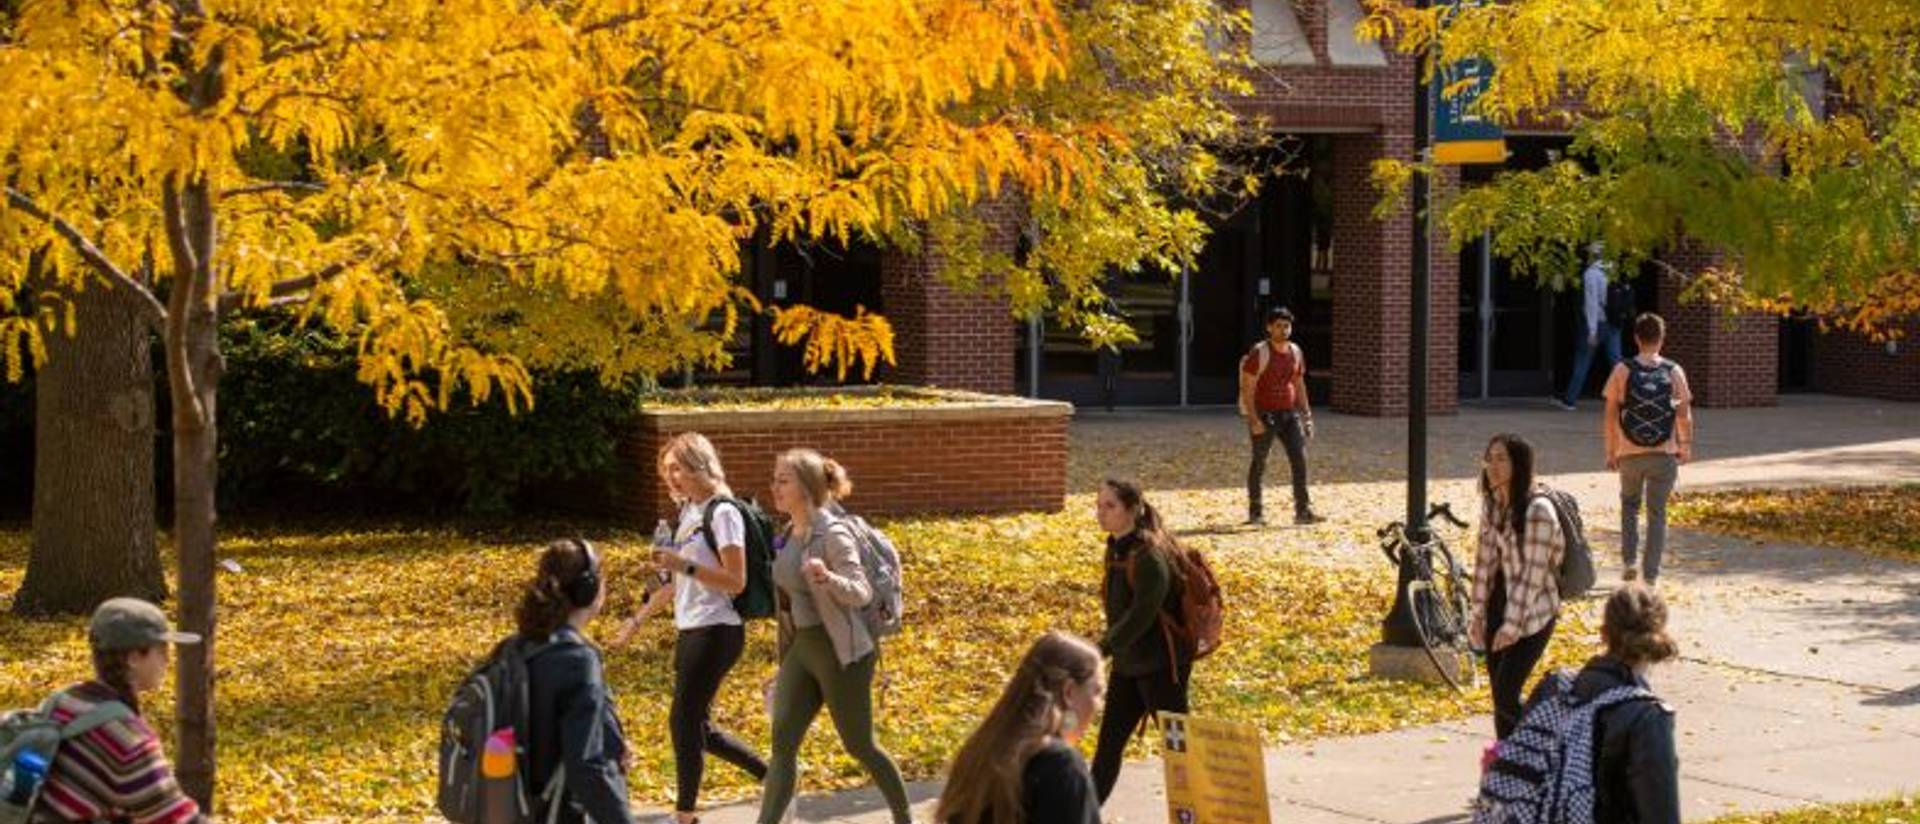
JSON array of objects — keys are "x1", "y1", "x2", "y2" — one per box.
[{"x1": 756, "y1": 627, "x2": 910, "y2": 824}]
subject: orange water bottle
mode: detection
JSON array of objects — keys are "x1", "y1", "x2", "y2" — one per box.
[{"x1": 481, "y1": 728, "x2": 517, "y2": 823}]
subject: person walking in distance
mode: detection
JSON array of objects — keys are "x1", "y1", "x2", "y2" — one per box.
[
  {"x1": 1240, "y1": 305, "x2": 1322, "y2": 525},
  {"x1": 1604, "y1": 313, "x2": 1694, "y2": 585},
  {"x1": 1556, "y1": 242, "x2": 1628, "y2": 410}
]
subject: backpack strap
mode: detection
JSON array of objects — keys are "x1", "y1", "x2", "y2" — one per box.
[
  {"x1": 59, "y1": 698, "x2": 133, "y2": 740},
  {"x1": 699, "y1": 495, "x2": 736, "y2": 557}
]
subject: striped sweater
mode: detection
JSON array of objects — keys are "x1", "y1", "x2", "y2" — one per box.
[{"x1": 36, "y1": 682, "x2": 205, "y2": 824}]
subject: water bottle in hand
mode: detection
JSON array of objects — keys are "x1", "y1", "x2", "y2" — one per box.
[{"x1": 650, "y1": 519, "x2": 675, "y2": 589}]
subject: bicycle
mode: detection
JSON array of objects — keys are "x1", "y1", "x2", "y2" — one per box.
[{"x1": 1378, "y1": 502, "x2": 1479, "y2": 691}]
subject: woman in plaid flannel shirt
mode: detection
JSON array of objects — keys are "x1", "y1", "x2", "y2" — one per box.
[{"x1": 1469, "y1": 434, "x2": 1566, "y2": 740}]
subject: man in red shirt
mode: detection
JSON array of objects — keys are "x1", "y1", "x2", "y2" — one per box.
[{"x1": 1239, "y1": 306, "x2": 1322, "y2": 525}]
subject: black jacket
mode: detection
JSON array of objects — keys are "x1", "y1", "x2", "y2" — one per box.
[
  {"x1": 525, "y1": 627, "x2": 635, "y2": 824},
  {"x1": 1565, "y1": 656, "x2": 1680, "y2": 824}
]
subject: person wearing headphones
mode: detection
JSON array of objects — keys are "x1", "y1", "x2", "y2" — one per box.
[{"x1": 517, "y1": 538, "x2": 637, "y2": 824}]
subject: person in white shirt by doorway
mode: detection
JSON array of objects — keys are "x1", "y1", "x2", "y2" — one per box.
[{"x1": 1556, "y1": 242, "x2": 1628, "y2": 411}]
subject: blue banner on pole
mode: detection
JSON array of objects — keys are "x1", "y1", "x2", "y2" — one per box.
[{"x1": 1432, "y1": 2, "x2": 1504, "y2": 165}]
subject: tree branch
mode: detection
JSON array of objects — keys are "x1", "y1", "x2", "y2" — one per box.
[
  {"x1": 216, "y1": 256, "x2": 360, "y2": 314},
  {"x1": 219, "y1": 181, "x2": 327, "y2": 198},
  {"x1": 5, "y1": 186, "x2": 169, "y2": 333}
]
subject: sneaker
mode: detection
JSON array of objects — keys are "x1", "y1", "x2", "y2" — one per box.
[
  {"x1": 1551, "y1": 397, "x2": 1578, "y2": 411},
  {"x1": 1294, "y1": 511, "x2": 1325, "y2": 526},
  {"x1": 1623, "y1": 566, "x2": 1640, "y2": 583}
]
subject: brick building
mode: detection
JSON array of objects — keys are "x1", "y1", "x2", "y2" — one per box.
[{"x1": 713, "y1": 0, "x2": 1918, "y2": 412}]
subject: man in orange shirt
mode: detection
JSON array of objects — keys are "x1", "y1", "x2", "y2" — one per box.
[
  {"x1": 1239, "y1": 306, "x2": 1322, "y2": 526},
  {"x1": 1603, "y1": 313, "x2": 1695, "y2": 585}
]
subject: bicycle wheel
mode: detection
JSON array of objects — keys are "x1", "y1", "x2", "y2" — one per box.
[{"x1": 1407, "y1": 544, "x2": 1479, "y2": 691}]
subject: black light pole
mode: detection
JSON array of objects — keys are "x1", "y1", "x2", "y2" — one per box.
[
  {"x1": 1380, "y1": 0, "x2": 1433, "y2": 649},
  {"x1": 1407, "y1": 0, "x2": 1432, "y2": 544}
]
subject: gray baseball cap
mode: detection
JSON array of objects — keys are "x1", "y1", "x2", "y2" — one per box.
[{"x1": 89, "y1": 598, "x2": 201, "y2": 651}]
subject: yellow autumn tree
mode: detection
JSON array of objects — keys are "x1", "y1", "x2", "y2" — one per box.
[
  {"x1": 0, "y1": 0, "x2": 1251, "y2": 805},
  {"x1": 1362, "y1": 0, "x2": 1920, "y2": 337}
]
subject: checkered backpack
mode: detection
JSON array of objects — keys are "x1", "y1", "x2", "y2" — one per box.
[{"x1": 1474, "y1": 670, "x2": 1657, "y2": 824}]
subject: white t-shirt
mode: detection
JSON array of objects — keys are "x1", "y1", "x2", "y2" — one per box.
[{"x1": 672, "y1": 498, "x2": 746, "y2": 630}]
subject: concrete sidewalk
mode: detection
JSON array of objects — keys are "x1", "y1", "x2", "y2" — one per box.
[{"x1": 663, "y1": 397, "x2": 1920, "y2": 823}]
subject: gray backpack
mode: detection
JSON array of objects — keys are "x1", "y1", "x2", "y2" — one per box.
[
  {"x1": 827, "y1": 508, "x2": 905, "y2": 640},
  {"x1": 0, "y1": 691, "x2": 132, "y2": 824},
  {"x1": 1533, "y1": 487, "x2": 1597, "y2": 599},
  {"x1": 436, "y1": 637, "x2": 569, "y2": 824}
]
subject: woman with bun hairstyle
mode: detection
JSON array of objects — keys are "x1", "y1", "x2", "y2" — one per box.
[
  {"x1": 1535, "y1": 583, "x2": 1680, "y2": 824},
  {"x1": 935, "y1": 631, "x2": 1104, "y2": 824},
  {"x1": 518, "y1": 538, "x2": 637, "y2": 824},
  {"x1": 756, "y1": 449, "x2": 911, "y2": 824}
]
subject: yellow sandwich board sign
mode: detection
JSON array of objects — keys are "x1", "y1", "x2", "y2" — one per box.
[{"x1": 1160, "y1": 713, "x2": 1272, "y2": 824}]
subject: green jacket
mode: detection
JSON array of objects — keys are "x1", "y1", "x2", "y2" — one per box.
[{"x1": 1101, "y1": 531, "x2": 1181, "y2": 677}]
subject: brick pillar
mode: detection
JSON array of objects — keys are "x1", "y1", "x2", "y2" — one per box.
[
  {"x1": 1654, "y1": 245, "x2": 1778, "y2": 408},
  {"x1": 1328, "y1": 131, "x2": 1460, "y2": 416},
  {"x1": 879, "y1": 197, "x2": 1023, "y2": 394}
]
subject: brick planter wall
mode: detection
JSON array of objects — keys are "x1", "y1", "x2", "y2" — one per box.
[
  {"x1": 1812, "y1": 322, "x2": 1920, "y2": 402},
  {"x1": 612, "y1": 388, "x2": 1071, "y2": 521}
]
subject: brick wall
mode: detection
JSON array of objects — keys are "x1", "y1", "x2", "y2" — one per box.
[
  {"x1": 1325, "y1": 128, "x2": 1460, "y2": 416},
  {"x1": 1654, "y1": 246, "x2": 1779, "y2": 408},
  {"x1": 611, "y1": 399, "x2": 1071, "y2": 520},
  {"x1": 1812, "y1": 321, "x2": 1920, "y2": 402},
  {"x1": 879, "y1": 196, "x2": 1025, "y2": 395}
]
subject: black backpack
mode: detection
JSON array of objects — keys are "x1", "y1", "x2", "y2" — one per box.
[
  {"x1": 1604, "y1": 281, "x2": 1636, "y2": 329},
  {"x1": 700, "y1": 496, "x2": 777, "y2": 620},
  {"x1": 436, "y1": 636, "x2": 567, "y2": 824},
  {"x1": 1619, "y1": 358, "x2": 1678, "y2": 448}
]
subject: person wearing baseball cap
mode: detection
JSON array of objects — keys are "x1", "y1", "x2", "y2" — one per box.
[{"x1": 35, "y1": 598, "x2": 207, "y2": 824}]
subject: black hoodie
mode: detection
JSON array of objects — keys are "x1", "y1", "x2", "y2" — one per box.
[{"x1": 1530, "y1": 656, "x2": 1679, "y2": 824}]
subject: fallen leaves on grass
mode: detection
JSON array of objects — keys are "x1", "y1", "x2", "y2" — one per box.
[{"x1": 1671, "y1": 485, "x2": 1920, "y2": 558}]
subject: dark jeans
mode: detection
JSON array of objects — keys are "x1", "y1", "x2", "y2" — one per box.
[
  {"x1": 1092, "y1": 663, "x2": 1192, "y2": 803},
  {"x1": 672, "y1": 623, "x2": 768, "y2": 812},
  {"x1": 1248, "y1": 410, "x2": 1312, "y2": 518},
  {"x1": 1485, "y1": 619, "x2": 1556, "y2": 740}
]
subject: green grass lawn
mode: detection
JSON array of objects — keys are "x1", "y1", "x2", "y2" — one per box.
[{"x1": 0, "y1": 508, "x2": 1598, "y2": 821}]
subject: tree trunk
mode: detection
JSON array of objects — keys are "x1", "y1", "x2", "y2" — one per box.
[
  {"x1": 167, "y1": 178, "x2": 222, "y2": 809},
  {"x1": 13, "y1": 280, "x2": 163, "y2": 615}
]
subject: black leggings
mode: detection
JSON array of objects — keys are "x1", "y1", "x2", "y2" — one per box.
[
  {"x1": 1485, "y1": 619, "x2": 1556, "y2": 740},
  {"x1": 672, "y1": 623, "x2": 768, "y2": 812},
  {"x1": 1091, "y1": 663, "x2": 1191, "y2": 803}
]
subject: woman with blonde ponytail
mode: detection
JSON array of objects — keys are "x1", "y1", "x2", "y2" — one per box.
[
  {"x1": 756, "y1": 449, "x2": 910, "y2": 824},
  {"x1": 936, "y1": 632, "x2": 1104, "y2": 824}
]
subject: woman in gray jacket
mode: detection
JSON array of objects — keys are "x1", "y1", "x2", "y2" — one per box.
[{"x1": 756, "y1": 449, "x2": 911, "y2": 824}]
